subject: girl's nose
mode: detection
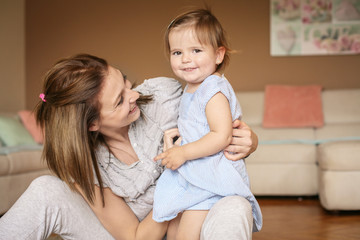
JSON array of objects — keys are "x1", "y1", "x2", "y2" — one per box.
[{"x1": 182, "y1": 53, "x2": 191, "y2": 63}]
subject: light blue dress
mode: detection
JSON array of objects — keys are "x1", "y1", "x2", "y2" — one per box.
[{"x1": 153, "y1": 75, "x2": 262, "y2": 232}]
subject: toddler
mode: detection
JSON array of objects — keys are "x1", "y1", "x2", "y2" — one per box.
[{"x1": 153, "y1": 8, "x2": 262, "y2": 239}]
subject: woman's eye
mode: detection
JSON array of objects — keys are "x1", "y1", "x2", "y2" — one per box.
[{"x1": 117, "y1": 97, "x2": 124, "y2": 107}]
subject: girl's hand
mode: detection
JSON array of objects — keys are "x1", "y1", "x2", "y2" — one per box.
[
  {"x1": 163, "y1": 128, "x2": 182, "y2": 152},
  {"x1": 154, "y1": 146, "x2": 186, "y2": 170},
  {"x1": 224, "y1": 120, "x2": 258, "y2": 161}
]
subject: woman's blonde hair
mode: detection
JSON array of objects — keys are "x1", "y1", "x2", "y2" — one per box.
[
  {"x1": 35, "y1": 54, "x2": 150, "y2": 205},
  {"x1": 165, "y1": 8, "x2": 231, "y2": 72}
]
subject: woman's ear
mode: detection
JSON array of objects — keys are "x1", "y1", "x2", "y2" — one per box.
[
  {"x1": 89, "y1": 120, "x2": 100, "y2": 132},
  {"x1": 215, "y1": 46, "x2": 226, "y2": 65}
]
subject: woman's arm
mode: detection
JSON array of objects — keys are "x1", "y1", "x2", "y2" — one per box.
[
  {"x1": 78, "y1": 185, "x2": 168, "y2": 240},
  {"x1": 154, "y1": 92, "x2": 233, "y2": 170}
]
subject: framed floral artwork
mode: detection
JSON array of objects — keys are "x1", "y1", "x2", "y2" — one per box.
[{"x1": 270, "y1": 0, "x2": 360, "y2": 56}]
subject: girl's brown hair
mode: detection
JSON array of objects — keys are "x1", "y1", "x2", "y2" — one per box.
[
  {"x1": 35, "y1": 54, "x2": 150, "y2": 205},
  {"x1": 165, "y1": 8, "x2": 231, "y2": 72}
]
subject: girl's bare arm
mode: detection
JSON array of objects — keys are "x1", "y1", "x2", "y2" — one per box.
[
  {"x1": 155, "y1": 92, "x2": 233, "y2": 170},
  {"x1": 181, "y1": 92, "x2": 233, "y2": 159}
]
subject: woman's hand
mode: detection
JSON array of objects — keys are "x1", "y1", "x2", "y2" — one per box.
[
  {"x1": 162, "y1": 128, "x2": 181, "y2": 151},
  {"x1": 155, "y1": 128, "x2": 185, "y2": 170},
  {"x1": 224, "y1": 120, "x2": 258, "y2": 161}
]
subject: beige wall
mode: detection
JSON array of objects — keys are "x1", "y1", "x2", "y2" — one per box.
[
  {"x1": 22, "y1": 0, "x2": 360, "y2": 109},
  {"x1": 0, "y1": 0, "x2": 25, "y2": 111}
]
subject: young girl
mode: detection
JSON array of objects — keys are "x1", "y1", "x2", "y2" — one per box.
[{"x1": 153, "y1": 9, "x2": 262, "y2": 239}]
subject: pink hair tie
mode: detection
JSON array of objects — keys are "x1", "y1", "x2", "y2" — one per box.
[{"x1": 39, "y1": 93, "x2": 46, "y2": 102}]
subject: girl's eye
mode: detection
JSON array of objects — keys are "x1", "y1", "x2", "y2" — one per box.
[
  {"x1": 172, "y1": 51, "x2": 181, "y2": 56},
  {"x1": 193, "y1": 49, "x2": 202, "y2": 53}
]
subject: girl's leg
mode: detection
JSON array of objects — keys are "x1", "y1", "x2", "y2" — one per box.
[
  {"x1": 0, "y1": 175, "x2": 114, "y2": 240},
  {"x1": 176, "y1": 210, "x2": 208, "y2": 240},
  {"x1": 166, "y1": 213, "x2": 182, "y2": 240},
  {"x1": 200, "y1": 196, "x2": 253, "y2": 240}
]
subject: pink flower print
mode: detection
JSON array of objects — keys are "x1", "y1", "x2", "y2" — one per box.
[
  {"x1": 302, "y1": 17, "x2": 311, "y2": 23},
  {"x1": 303, "y1": 4, "x2": 312, "y2": 12},
  {"x1": 291, "y1": 0, "x2": 299, "y2": 9},
  {"x1": 313, "y1": 38, "x2": 322, "y2": 48},
  {"x1": 339, "y1": 35, "x2": 352, "y2": 51},
  {"x1": 320, "y1": 38, "x2": 341, "y2": 53},
  {"x1": 351, "y1": 38, "x2": 360, "y2": 53}
]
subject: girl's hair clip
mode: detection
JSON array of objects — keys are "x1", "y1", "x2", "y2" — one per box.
[{"x1": 39, "y1": 93, "x2": 46, "y2": 102}]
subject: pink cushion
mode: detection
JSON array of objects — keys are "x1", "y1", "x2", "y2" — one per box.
[
  {"x1": 18, "y1": 110, "x2": 44, "y2": 144},
  {"x1": 263, "y1": 85, "x2": 324, "y2": 128}
]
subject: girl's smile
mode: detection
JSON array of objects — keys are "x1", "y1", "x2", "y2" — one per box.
[{"x1": 169, "y1": 26, "x2": 224, "y2": 92}]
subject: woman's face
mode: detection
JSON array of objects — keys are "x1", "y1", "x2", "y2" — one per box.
[{"x1": 91, "y1": 66, "x2": 140, "y2": 137}]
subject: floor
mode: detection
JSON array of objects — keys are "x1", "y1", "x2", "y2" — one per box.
[
  {"x1": 17, "y1": 196, "x2": 360, "y2": 239},
  {"x1": 253, "y1": 196, "x2": 360, "y2": 240}
]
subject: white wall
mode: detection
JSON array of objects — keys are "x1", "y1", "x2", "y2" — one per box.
[{"x1": 0, "y1": 0, "x2": 25, "y2": 111}]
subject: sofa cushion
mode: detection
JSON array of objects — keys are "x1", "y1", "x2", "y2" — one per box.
[
  {"x1": 236, "y1": 91, "x2": 264, "y2": 126},
  {"x1": 18, "y1": 110, "x2": 44, "y2": 144},
  {"x1": 0, "y1": 146, "x2": 45, "y2": 176},
  {"x1": 247, "y1": 163, "x2": 318, "y2": 196},
  {"x1": 318, "y1": 141, "x2": 360, "y2": 171},
  {"x1": 253, "y1": 126, "x2": 316, "y2": 143},
  {"x1": 315, "y1": 123, "x2": 360, "y2": 141},
  {"x1": 247, "y1": 143, "x2": 317, "y2": 164},
  {"x1": 0, "y1": 155, "x2": 9, "y2": 176},
  {"x1": 262, "y1": 85, "x2": 324, "y2": 128},
  {"x1": 0, "y1": 115, "x2": 37, "y2": 147},
  {"x1": 322, "y1": 89, "x2": 360, "y2": 124},
  {"x1": 319, "y1": 171, "x2": 360, "y2": 210}
]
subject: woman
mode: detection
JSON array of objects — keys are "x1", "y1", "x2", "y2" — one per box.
[{"x1": 0, "y1": 54, "x2": 257, "y2": 240}]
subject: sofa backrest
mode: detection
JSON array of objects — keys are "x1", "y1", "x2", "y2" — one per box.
[
  {"x1": 235, "y1": 88, "x2": 360, "y2": 126},
  {"x1": 322, "y1": 89, "x2": 360, "y2": 124},
  {"x1": 236, "y1": 91, "x2": 264, "y2": 126}
]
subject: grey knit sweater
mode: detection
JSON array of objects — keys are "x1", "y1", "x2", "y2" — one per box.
[{"x1": 95, "y1": 77, "x2": 182, "y2": 220}]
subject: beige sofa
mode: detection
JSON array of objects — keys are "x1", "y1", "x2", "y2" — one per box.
[
  {"x1": 0, "y1": 88, "x2": 359, "y2": 215},
  {"x1": 238, "y1": 88, "x2": 360, "y2": 210},
  {"x1": 0, "y1": 145, "x2": 49, "y2": 215},
  {"x1": 0, "y1": 111, "x2": 50, "y2": 215}
]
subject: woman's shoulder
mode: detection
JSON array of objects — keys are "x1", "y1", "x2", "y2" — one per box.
[
  {"x1": 134, "y1": 77, "x2": 183, "y2": 131},
  {"x1": 134, "y1": 77, "x2": 182, "y2": 97}
]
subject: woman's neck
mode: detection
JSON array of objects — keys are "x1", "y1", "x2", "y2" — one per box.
[{"x1": 104, "y1": 126, "x2": 139, "y2": 165}]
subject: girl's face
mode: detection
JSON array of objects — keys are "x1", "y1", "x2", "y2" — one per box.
[
  {"x1": 90, "y1": 66, "x2": 140, "y2": 137},
  {"x1": 169, "y1": 27, "x2": 225, "y2": 92}
]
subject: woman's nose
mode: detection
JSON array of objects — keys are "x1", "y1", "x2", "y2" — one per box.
[{"x1": 129, "y1": 90, "x2": 140, "y2": 103}]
